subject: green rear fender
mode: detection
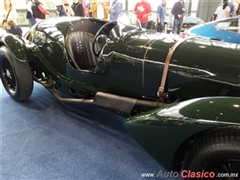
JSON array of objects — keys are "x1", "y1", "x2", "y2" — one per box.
[
  {"x1": 0, "y1": 34, "x2": 31, "y2": 62},
  {"x1": 124, "y1": 97, "x2": 240, "y2": 171}
]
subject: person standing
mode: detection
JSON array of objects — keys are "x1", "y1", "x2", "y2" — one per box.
[
  {"x1": 215, "y1": 0, "x2": 230, "y2": 20},
  {"x1": 1, "y1": 0, "x2": 18, "y2": 30},
  {"x1": 233, "y1": 1, "x2": 240, "y2": 16},
  {"x1": 86, "y1": 0, "x2": 92, "y2": 17},
  {"x1": 1, "y1": 0, "x2": 23, "y2": 36},
  {"x1": 109, "y1": 0, "x2": 122, "y2": 21},
  {"x1": 56, "y1": 0, "x2": 75, "y2": 17},
  {"x1": 7, "y1": 20, "x2": 23, "y2": 37},
  {"x1": 218, "y1": 0, "x2": 234, "y2": 16},
  {"x1": 171, "y1": 0, "x2": 185, "y2": 34},
  {"x1": 227, "y1": 1, "x2": 234, "y2": 16},
  {"x1": 26, "y1": 0, "x2": 36, "y2": 27},
  {"x1": 133, "y1": 0, "x2": 152, "y2": 28},
  {"x1": 72, "y1": 0, "x2": 84, "y2": 17},
  {"x1": 156, "y1": 0, "x2": 167, "y2": 33},
  {"x1": 32, "y1": 0, "x2": 50, "y2": 23},
  {"x1": 91, "y1": 0, "x2": 108, "y2": 20}
]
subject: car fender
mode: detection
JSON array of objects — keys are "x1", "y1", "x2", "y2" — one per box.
[
  {"x1": 124, "y1": 97, "x2": 240, "y2": 171},
  {"x1": 0, "y1": 34, "x2": 31, "y2": 62}
]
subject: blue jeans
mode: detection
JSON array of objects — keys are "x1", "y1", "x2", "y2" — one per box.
[
  {"x1": 172, "y1": 18, "x2": 183, "y2": 34},
  {"x1": 157, "y1": 22, "x2": 164, "y2": 33},
  {"x1": 141, "y1": 22, "x2": 148, "y2": 29},
  {"x1": 28, "y1": 18, "x2": 36, "y2": 27}
]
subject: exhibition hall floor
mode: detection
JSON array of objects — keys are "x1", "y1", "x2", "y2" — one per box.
[{"x1": 0, "y1": 82, "x2": 183, "y2": 180}]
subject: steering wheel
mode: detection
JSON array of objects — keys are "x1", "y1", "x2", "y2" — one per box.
[{"x1": 92, "y1": 21, "x2": 117, "y2": 57}]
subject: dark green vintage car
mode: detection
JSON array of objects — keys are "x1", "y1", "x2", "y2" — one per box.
[{"x1": 0, "y1": 12, "x2": 240, "y2": 177}]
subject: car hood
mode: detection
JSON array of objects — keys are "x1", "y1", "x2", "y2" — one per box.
[
  {"x1": 183, "y1": 15, "x2": 203, "y2": 23},
  {"x1": 123, "y1": 32, "x2": 240, "y2": 87},
  {"x1": 165, "y1": 15, "x2": 203, "y2": 23},
  {"x1": 164, "y1": 39, "x2": 239, "y2": 85}
]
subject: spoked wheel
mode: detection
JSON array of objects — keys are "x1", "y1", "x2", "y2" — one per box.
[
  {"x1": 1, "y1": 57, "x2": 16, "y2": 93},
  {"x1": 0, "y1": 46, "x2": 33, "y2": 101},
  {"x1": 184, "y1": 128, "x2": 240, "y2": 180},
  {"x1": 209, "y1": 160, "x2": 240, "y2": 180}
]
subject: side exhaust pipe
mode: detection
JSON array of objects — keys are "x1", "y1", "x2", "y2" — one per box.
[
  {"x1": 94, "y1": 92, "x2": 166, "y2": 113},
  {"x1": 48, "y1": 89, "x2": 166, "y2": 113}
]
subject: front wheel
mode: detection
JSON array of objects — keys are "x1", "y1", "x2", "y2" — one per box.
[
  {"x1": 184, "y1": 128, "x2": 240, "y2": 179},
  {"x1": 0, "y1": 46, "x2": 33, "y2": 101}
]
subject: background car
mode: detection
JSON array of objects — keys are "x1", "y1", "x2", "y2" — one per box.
[
  {"x1": 147, "y1": 13, "x2": 204, "y2": 34},
  {"x1": 187, "y1": 15, "x2": 240, "y2": 43},
  {"x1": 165, "y1": 14, "x2": 204, "y2": 33}
]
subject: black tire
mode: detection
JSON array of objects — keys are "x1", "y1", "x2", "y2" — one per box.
[
  {"x1": 184, "y1": 128, "x2": 240, "y2": 179},
  {"x1": 0, "y1": 46, "x2": 33, "y2": 101}
]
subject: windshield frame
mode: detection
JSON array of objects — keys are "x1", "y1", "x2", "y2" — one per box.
[{"x1": 117, "y1": 11, "x2": 142, "y2": 34}]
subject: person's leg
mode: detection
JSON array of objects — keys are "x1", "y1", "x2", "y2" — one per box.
[
  {"x1": 141, "y1": 22, "x2": 148, "y2": 28},
  {"x1": 177, "y1": 18, "x2": 183, "y2": 34},
  {"x1": 172, "y1": 18, "x2": 178, "y2": 34},
  {"x1": 29, "y1": 18, "x2": 36, "y2": 27},
  {"x1": 157, "y1": 23, "x2": 161, "y2": 32},
  {"x1": 157, "y1": 22, "x2": 164, "y2": 33},
  {"x1": 161, "y1": 22, "x2": 165, "y2": 33},
  {"x1": 238, "y1": 18, "x2": 240, "y2": 33}
]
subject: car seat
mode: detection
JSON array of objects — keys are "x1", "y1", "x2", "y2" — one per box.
[{"x1": 66, "y1": 31, "x2": 101, "y2": 70}]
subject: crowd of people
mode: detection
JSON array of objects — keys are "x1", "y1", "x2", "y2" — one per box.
[
  {"x1": 214, "y1": 0, "x2": 240, "y2": 20},
  {"x1": 133, "y1": 0, "x2": 185, "y2": 33},
  {"x1": 0, "y1": 0, "x2": 124, "y2": 36},
  {"x1": 38, "y1": 0, "x2": 123, "y2": 21},
  {"x1": 1, "y1": 0, "x2": 240, "y2": 37},
  {"x1": 136, "y1": 0, "x2": 240, "y2": 34}
]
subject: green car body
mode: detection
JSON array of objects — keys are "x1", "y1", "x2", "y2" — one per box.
[
  {"x1": 124, "y1": 97, "x2": 240, "y2": 171},
  {"x1": 0, "y1": 12, "x2": 240, "y2": 174}
]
